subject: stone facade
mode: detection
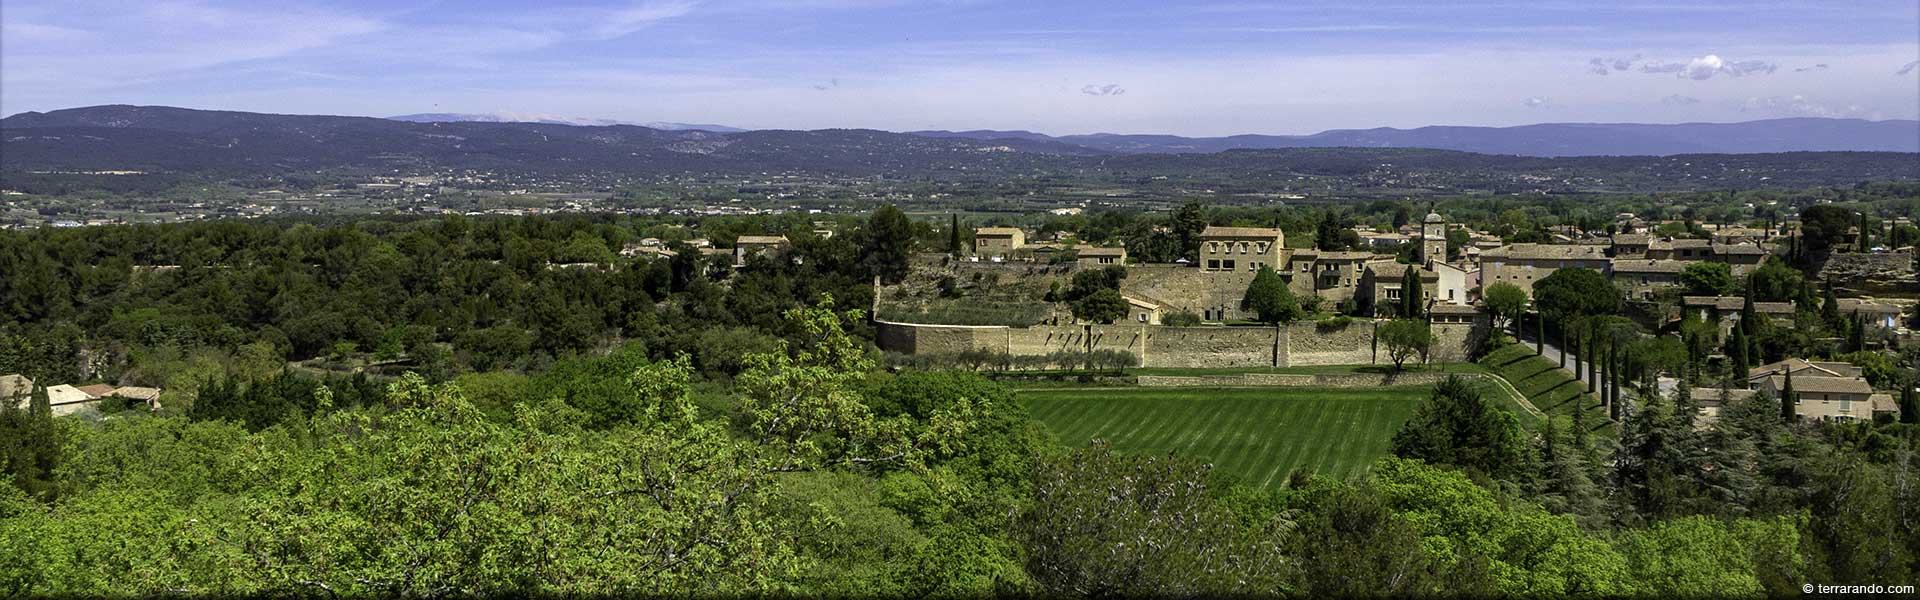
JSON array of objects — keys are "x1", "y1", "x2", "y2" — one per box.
[{"x1": 1198, "y1": 226, "x2": 1287, "y2": 274}]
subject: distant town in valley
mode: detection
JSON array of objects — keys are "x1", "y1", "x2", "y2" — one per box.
[{"x1": 6, "y1": 0, "x2": 1920, "y2": 593}]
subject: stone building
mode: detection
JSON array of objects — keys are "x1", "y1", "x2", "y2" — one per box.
[
  {"x1": 1288, "y1": 250, "x2": 1373, "y2": 304},
  {"x1": 732, "y1": 235, "x2": 790, "y2": 267},
  {"x1": 1076, "y1": 246, "x2": 1127, "y2": 268},
  {"x1": 1198, "y1": 226, "x2": 1287, "y2": 273},
  {"x1": 1478, "y1": 243, "x2": 1612, "y2": 297},
  {"x1": 974, "y1": 227, "x2": 1025, "y2": 258},
  {"x1": 1610, "y1": 259, "x2": 1688, "y2": 300}
]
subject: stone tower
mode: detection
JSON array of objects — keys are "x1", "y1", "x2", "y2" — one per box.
[{"x1": 1420, "y1": 211, "x2": 1447, "y2": 267}]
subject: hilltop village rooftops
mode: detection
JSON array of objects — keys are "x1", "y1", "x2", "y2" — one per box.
[
  {"x1": 1198, "y1": 226, "x2": 1283, "y2": 239},
  {"x1": 1364, "y1": 261, "x2": 1440, "y2": 280},
  {"x1": 1836, "y1": 298, "x2": 1904, "y2": 315},
  {"x1": 1479, "y1": 243, "x2": 1610, "y2": 261},
  {"x1": 734, "y1": 235, "x2": 789, "y2": 245}
]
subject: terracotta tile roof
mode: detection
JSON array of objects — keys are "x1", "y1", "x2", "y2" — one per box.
[
  {"x1": 974, "y1": 227, "x2": 1023, "y2": 236},
  {"x1": 1077, "y1": 246, "x2": 1126, "y2": 256},
  {"x1": 1767, "y1": 375, "x2": 1873, "y2": 395}
]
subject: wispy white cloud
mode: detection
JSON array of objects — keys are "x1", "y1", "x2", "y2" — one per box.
[
  {"x1": 592, "y1": 0, "x2": 699, "y2": 40},
  {"x1": 1081, "y1": 84, "x2": 1126, "y2": 96},
  {"x1": 1636, "y1": 54, "x2": 1777, "y2": 79},
  {"x1": 1900, "y1": 60, "x2": 1920, "y2": 76},
  {"x1": 1660, "y1": 94, "x2": 1700, "y2": 106},
  {"x1": 1522, "y1": 96, "x2": 1553, "y2": 108}
]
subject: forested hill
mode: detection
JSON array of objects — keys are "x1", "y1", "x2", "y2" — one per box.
[{"x1": 3, "y1": 106, "x2": 1918, "y2": 190}]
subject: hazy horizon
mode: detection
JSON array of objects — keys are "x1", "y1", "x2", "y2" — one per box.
[{"x1": 4, "y1": 0, "x2": 1918, "y2": 136}]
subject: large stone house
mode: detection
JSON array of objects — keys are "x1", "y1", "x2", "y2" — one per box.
[
  {"x1": 1682, "y1": 296, "x2": 1797, "y2": 336},
  {"x1": 1478, "y1": 243, "x2": 1612, "y2": 297},
  {"x1": 1198, "y1": 226, "x2": 1287, "y2": 273}
]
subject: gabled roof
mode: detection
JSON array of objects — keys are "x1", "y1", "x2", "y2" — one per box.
[
  {"x1": 77, "y1": 384, "x2": 115, "y2": 398},
  {"x1": 1765, "y1": 375, "x2": 1873, "y2": 395},
  {"x1": 974, "y1": 227, "x2": 1023, "y2": 236},
  {"x1": 1611, "y1": 233, "x2": 1652, "y2": 245},
  {"x1": 1365, "y1": 261, "x2": 1438, "y2": 280},
  {"x1": 1077, "y1": 246, "x2": 1126, "y2": 256},
  {"x1": 1750, "y1": 358, "x2": 1862, "y2": 380},
  {"x1": 735, "y1": 235, "x2": 789, "y2": 245},
  {"x1": 1199, "y1": 226, "x2": 1282, "y2": 239}
]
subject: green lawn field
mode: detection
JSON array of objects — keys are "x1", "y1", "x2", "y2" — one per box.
[
  {"x1": 1018, "y1": 386, "x2": 1432, "y2": 487},
  {"x1": 1477, "y1": 343, "x2": 1607, "y2": 434}
]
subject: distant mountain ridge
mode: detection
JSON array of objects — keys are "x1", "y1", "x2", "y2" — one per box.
[
  {"x1": 2, "y1": 106, "x2": 1916, "y2": 192},
  {"x1": 910, "y1": 118, "x2": 1920, "y2": 156},
  {"x1": 387, "y1": 112, "x2": 745, "y2": 132}
]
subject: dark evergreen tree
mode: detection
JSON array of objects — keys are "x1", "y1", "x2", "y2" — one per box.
[{"x1": 1780, "y1": 368, "x2": 1797, "y2": 423}]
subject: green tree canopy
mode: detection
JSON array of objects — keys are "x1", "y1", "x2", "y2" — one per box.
[
  {"x1": 1241, "y1": 265, "x2": 1303, "y2": 325},
  {"x1": 1532, "y1": 268, "x2": 1620, "y2": 321}
]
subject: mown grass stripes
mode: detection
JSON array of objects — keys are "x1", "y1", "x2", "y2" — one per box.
[{"x1": 1018, "y1": 386, "x2": 1430, "y2": 486}]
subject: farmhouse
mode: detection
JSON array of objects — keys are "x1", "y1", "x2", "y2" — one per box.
[
  {"x1": 1077, "y1": 246, "x2": 1127, "y2": 267},
  {"x1": 974, "y1": 227, "x2": 1026, "y2": 258},
  {"x1": 733, "y1": 235, "x2": 790, "y2": 267}
]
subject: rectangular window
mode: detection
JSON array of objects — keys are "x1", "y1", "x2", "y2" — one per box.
[
  {"x1": 1207, "y1": 259, "x2": 1220, "y2": 269},
  {"x1": 1223, "y1": 260, "x2": 1236, "y2": 270}
]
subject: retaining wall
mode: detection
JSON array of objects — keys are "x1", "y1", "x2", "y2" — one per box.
[{"x1": 876, "y1": 315, "x2": 1486, "y2": 369}]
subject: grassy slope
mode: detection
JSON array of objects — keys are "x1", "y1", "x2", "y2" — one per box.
[
  {"x1": 1477, "y1": 343, "x2": 1605, "y2": 428},
  {"x1": 1018, "y1": 386, "x2": 1429, "y2": 487}
]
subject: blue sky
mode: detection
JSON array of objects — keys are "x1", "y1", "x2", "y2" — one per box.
[{"x1": 3, "y1": 0, "x2": 1917, "y2": 135}]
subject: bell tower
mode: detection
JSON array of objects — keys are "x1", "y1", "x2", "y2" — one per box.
[{"x1": 1420, "y1": 210, "x2": 1446, "y2": 267}]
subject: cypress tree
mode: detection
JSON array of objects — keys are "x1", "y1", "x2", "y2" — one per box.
[
  {"x1": 1780, "y1": 368, "x2": 1797, "y2": 423},
  {"x1": 1536, "y1": 311, "x2": 1545, "y2": 356},
  {"x1": 1557, "y1": 322, "x2": 1566, "y2": 370},
  {"x1": 1400, "y1": 267, "x2": 1424, "y2": 318},
  {"x1": 1848, "y1": 312, "x2": 1866, "y2": 352},
  {"x1": 1608, "y1": 340, "x2": 1621, "y2": 421},
  {"x1": 1820, "y1": 278, "x2": 1841, "y2": 328},
  {"x1": 1587, "y1": 328, "x2": 1600, "y2": 394},
  {"x1": 949, "y1": 214, "x2": 963, "y2": 255},
  {"x1": 1901, "y1": 384, "x2": 1918, "y2": 424},
  {"x1": 1727, "y1": 325, "x2": 1750, "y2": 384}
]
